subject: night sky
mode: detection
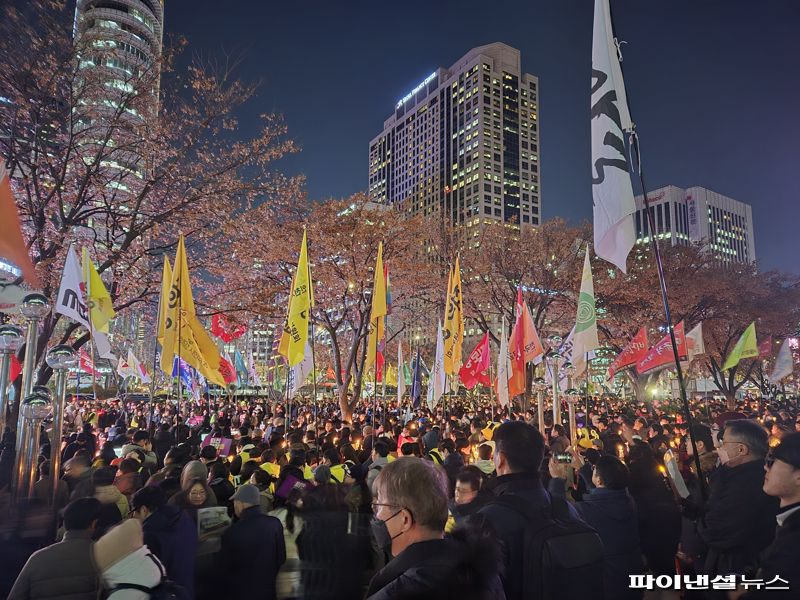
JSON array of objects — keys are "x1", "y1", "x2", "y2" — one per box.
[{"x1": 167, "y1": 0, "x2": 799, "y2": 274}]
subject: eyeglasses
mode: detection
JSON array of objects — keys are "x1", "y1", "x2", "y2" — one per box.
[{"x1": 371, "y1": 501, "x2": 400, "y2": 515}]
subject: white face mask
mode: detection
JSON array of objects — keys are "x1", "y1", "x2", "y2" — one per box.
[{"x1": 717, "y1": 447, "x2": 730, "y2": 465}]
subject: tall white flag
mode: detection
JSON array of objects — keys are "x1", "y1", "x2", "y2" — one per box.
[
  {"x1": 56, "y1": 245, "x2": 114, "y2": 359},
  {"x1": 686, "y1": 323, "x2": 706, "y2": 362},
  {"x1": 591, "y1": 0, "x2": 636, "y2": 273},
  {"x1": 428, "y1": 322, "x2": 446, "y2": 411},
  {"x1": 248, "y1": 353, "x2": 262, "y2": 387},
  {"x1": 397, "y1": 343, "x2": 406, "y2": 404},
  {"x1": 573, "y1": 248, "x2": 600, "y2": 374},
  {"x1": 769, "y1": 339, "x2": 794, "y2": 384},
  {"x1": 116, "y1": 353, "x2": 134, "y2": 379},
  {"x1": 496, "y1": 318, "x2": 510, "y2": 408},
  {"x1": 287, "y1": 343, "x2": 313, "y2": 399}
]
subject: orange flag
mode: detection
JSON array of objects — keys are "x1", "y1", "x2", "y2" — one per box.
[
  {"x1": 508, "y1": 289, "x2": 525, "y2": 397},
  {"x1": 0, "y1": 165, "x2": 39, "y2": 286}
]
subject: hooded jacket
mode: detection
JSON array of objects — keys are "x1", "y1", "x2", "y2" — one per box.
[
  {"x1": 101, "y1": 546, "x2": 165, "y2": 600},
  {"x1": 94, "y1": 520, "x2": 166, "y2": 600}
]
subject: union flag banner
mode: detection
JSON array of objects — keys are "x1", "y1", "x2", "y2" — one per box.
[
  {"x1": 608, "y1": 327, "x2": 648, "y2": 380},
  {"x1": 459, "y1": 332, "x2": 491, "y2": 389},
  {"x1": 636, "y1": 321, "x2": 686, "y2": 375}
]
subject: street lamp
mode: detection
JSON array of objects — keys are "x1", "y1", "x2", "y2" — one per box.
[
  {"x1": 13, "y1": 293, "x2": 50, "y2": 502},
  {"x1": 0, "y1": 324, "x2": 24, "y2": 435},
  {"x1": 565, "y1": 387, "x2": 580, "y2": 445},
  {"x1": 46, "y1": 345, "x2": 76, "y2": 508},
  {"x1": 18, "y1": 387, "x2": 52, "y2": 499},
  {"x1": 546, "y1": 348, "x2": 562, "y2": 426},
  {"x1": 533, "y1": 377, "x2": 547, "y2": 434}
]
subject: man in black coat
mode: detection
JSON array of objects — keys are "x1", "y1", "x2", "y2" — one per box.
[
  {"x1": 697, "y1": 419, "x2": 778, "y2": 578},
  {"x1": 131, "y1": 485, "x2": 198, "y2": 597},
  {"x1": 220, "y1": 484, "x2": 286, "y2": 600},
  {"x1": 549, "y1": 454, "x2": 644, "y2": 600},
  {"x1": 735, "y1": 432, "x2": 800, "y2": 599},
  {"x1": 366, "y1": 457, "x2": 505, "y2": 600},
  {"x1": 476, "y1": 421, "x2": 582, "y2": 600}
]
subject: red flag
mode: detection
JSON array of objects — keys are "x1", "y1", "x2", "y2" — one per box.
[
  {"x1": 758, "y1": 336, "x2": 773, "y2": 359},
  {"x1": 218, "y1": 356, "x2": 237, "y2": 384},
  {"x1": 508, "y1": 287, "x2": 526, "y2": 397},
  {"x1": 376, "y1": 349, "x2": 385, "y2": 383},
  {"x1": 78, "y1": 349, "x2": 101, "y2": 378},
  {"x1": 608, "y1": 327, "x2": 648, "y2": 380},
  {"x1": 459, "y1": 332, "x2": 492, "y2": 389},
  {"x1": 0, "y1": 165, "x2": 40, "y2": 287},
  {"x1": 211, "y1": 314, "x2": 247, "y2": 343},
  {"x1": 9, "y1": 354, "x2": 22, "y2": 383},
  {"x1": 636, "y1": 321, "x2": 687, "y2": 375}
]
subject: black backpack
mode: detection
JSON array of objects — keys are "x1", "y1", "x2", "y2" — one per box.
[
  {"x1": 109, "y1": 553, "x2": 187, "y2": 600},
  {"x1": 494, "y1": 493, "x2": 605, "y2": 600}
]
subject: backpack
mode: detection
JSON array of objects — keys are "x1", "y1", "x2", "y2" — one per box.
[
  {"x1": 109, "y1": 553, "x2": 187, "y2": 600},
  {"x1": 494, "y1": 493, "x2": 605, "y2": 600}
]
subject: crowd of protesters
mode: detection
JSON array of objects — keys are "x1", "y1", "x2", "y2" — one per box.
[{"x1": 0, "y1": 391, "x2": 799, "y2": 599}]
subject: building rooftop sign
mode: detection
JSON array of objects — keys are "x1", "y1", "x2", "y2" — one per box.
[{"x1": 396, "y1": 72, "x2": 437, "y2": 109}]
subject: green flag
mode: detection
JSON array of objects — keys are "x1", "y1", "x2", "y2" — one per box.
[
  {"x1": 723, "y1": 322, "x2": 758, "y2": 371},
  {"x1": 573, "y1": 246, "x2": 599, "y2": 374},
  {"x1": 403, "y1": 361, "x2": 413, "y2": 386}
]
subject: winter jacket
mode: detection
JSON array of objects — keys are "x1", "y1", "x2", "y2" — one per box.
[
  {"x1": 8, "y1": 530, "x2": 99, "y2": 600},
  {"x1": 698, "y1": 459, "x2": 779, "y2": 578},
  {"x1": 219, "y1": 506, "x2": 285, "y2": 600},
  {"x1": 142, "y1": 505, "x2": 198, "y2": 596},
  {"x1": 550, "y1": 481, "x2": 644, "y2": 600},
  {"x1": 95, "y1": 484, "x2": 130, "y2": 519},
  {"x1": 366, "y1": 536, "x2": 506, "y2": 600},
  {"x1": 101, "y1": 546, "x2": 165, "y2": 600},
  {"x1": 741, "y1": 504, "x2": 800, "y2": 599},
  {"x1": 477, "y1": 472, "x2": 581, "y2": 600}
]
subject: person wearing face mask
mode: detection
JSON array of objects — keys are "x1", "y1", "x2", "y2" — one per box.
[
  {"x1": 696, "y1": 419, "x2": 779, "y2": 582},
  {"x1": 728, "y1": 432, "x2": 800, "y2": 599},
  {"x1": 366, "y1": 457, "x2": 505, "y2": 600}
]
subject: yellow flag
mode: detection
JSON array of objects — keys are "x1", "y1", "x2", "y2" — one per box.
[
  {"x1": 285, "y1": 229, "x2": 312, "y2": 367},
  {"x1": 159, "y1": 235, "x2": 226, "y2": 386},
  {"x1": 157, "y1": 255, "x2": 172, "y2": 346},
  {"x1": 443, "y1": 256, "x2": 464, "y2": 375},
  {"x1": 723, "y1": 322, "x2": 758, "y2": 371},
  {"x1": 82, "y1": 247, "x2": 115, "y2": 333},
  {"x1": 365, "y1": 242, "x2": 387, "y2": 370},
  {"x1": 277, "y1": 270, "x2": 295, "y2": 360}
]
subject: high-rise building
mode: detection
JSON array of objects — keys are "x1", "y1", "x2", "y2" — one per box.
[
  {"x1": 72, "y1": 1, "x2": 165, "y2": 360},
  {"x1": 369, "y1": 43, "x2": 540, "y2": 231},
  {"x1": 633, "y1": 185, "x2": 756, "y2": 264},
  {"x1": 74, "y1": 0, "x2": 164, "y2": 76}
]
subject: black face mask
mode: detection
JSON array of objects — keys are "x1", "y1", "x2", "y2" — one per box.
[{"x1": 370, "y1": 510, "x2": 404, "y2": 555}]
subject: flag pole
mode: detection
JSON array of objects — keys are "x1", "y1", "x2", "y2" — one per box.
[
  {"x1": 284, "y1": 364, "x2": 291, "y2": 441},
  {"x1": 586, "y1": 351, "x2": 591, "y2": 426},
  {"x1": 629, "y1": 131, "x2": 706, "y2": 500},
  {"x1": 308, "y1": 261, "x2": 319, "y2": 428},
  {"x1": 372, "y1": 317, "x2": 378, "y2": 431}
]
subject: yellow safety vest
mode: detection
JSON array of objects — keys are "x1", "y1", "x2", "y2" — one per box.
[{"x1": 329, "y1": 464, "x2": 347, "y2": 483}]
